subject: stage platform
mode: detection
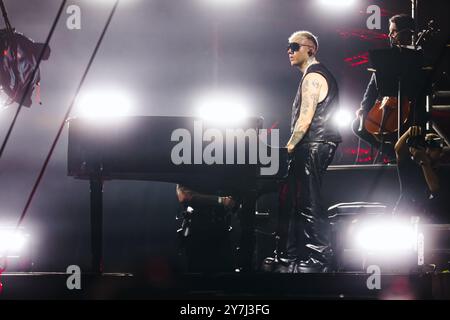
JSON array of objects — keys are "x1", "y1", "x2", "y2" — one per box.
[{"x1": 0, "y1": 272, "x2": 449, "y2": 299}]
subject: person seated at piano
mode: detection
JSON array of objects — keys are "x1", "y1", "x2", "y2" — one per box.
[
  {"x1": 352, "y1": 14, "x2": 419, "y2": 159},
  {"x1": 394, "y1": 126, "x2": 450, "y2": 222},
  {"x1": 175, "y1": 184, "x2": 237, "y2": 273}
]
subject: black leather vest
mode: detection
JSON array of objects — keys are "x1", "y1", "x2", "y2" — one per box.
[{"x1": 290, "y1": 63, "x2": 342, "y2": 143}]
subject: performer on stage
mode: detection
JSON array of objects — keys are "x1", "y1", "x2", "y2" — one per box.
[
  {"x1": 265, "y1": 31, "x2": 341, "y2": 273},
  {"x1": 175, "y1": 184, "x2": 236, "y2": 272},
  {"x1": 394, "y1": 126, "x2": 450, "y2": 222},
  {"x1": 352, "y1": 14, "x2": 418, "y2": 157}
]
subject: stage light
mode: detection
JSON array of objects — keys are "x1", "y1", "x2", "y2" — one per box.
[
  {"x1": 85, "y1": 0, "x2": 131, "y2": 5},
  {"x1": 318, "y1": 0, "x2": 356, "y2": 8},
  {"x1": 0, "y1": 228, "x2": 29, "y2": 257},
  {"x1": 333, "y1": 109, "x2": 353, "y2": 128},
  {"x1": 195, "y1": 91, "x2": 250, "y2": 124},
  {"x1": 199, "y1": 0, "x2": 252, "y2": 7},
  {"x1": 75, "y1": 89, "x2": 133, "y2": 119},
  {"x1": 354, "y1": 221, "x2": 417, "y2": 254},
  {"x1": 0, "y1": 92, "x2": 10, "y2": 109}
]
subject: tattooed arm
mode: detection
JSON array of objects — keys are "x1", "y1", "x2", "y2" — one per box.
[{"x1": 287, "y1": 72, "x2": 327, "y2": 153}]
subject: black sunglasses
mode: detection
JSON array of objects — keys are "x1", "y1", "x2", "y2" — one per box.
[{"x1": 286, "y1": 42, "x2": 313, "y2": 53}]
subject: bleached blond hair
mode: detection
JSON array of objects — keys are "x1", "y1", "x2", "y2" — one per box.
[{"x1": 288, "y1": 30, "x2": 319, "y2": 55}]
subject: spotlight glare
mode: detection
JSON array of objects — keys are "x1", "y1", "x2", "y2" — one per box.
[
  {"x1": 318, "y1": 0, "x2": 356, "y2": 8},
  {"x1": 334, "y1": 109, "x2": 353, "y2": 128},
  {"x1": 76, "y1": 90, "x2": 133, "y2": 119},
  {"x1": 0, "y1": 230, "x2": 28, "y2": 255},
  {"x1": 0, "y1": 92, "x2": 11, "y2": 109},
  {"x1": 355, "y1": 222, "x2": 417, "y2": 254},
  {"x1": 200, "y1": 0, "x2": 252, "y2": 7},
  {"x1": 196, "y1": 91, "x2": 250, "y2": 124}
]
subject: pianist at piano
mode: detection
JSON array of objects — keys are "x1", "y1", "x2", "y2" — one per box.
[{"x1": 175, "y1": 184, "x2": 237, "y2": 273}]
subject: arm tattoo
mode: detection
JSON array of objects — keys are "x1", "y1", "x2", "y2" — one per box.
[
  {"x1": 310, "y1": 91, "x2": 320, "y2": 107},
  {"x1": 312, "y1": 79, "x2": 320, "y2": 89},
  {"x1": 301, "y1": 96, "x2": 310, "y2": 115},
  {"x1": 287, "y1": 77, "x2": 323, "y2": 147},
  {"x1": 304, "y1": 79, "x2": 309, "y2": 89}
]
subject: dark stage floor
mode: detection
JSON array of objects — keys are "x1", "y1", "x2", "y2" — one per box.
[{"x1": 0, "y1": 271, "x2": 449, "y2": 300}]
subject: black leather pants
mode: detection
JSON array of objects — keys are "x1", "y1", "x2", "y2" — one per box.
[{"x1": 278, "y1": 142, "x2": 337, "y2": 265}]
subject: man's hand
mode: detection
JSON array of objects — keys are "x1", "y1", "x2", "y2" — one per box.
[
  {"x1": 287, "y1": 143, "x2": 295, "y2": 154},
  {"x1": 407, "y1": 126, "x2": 422, "y2": 138},
  {"x1": 222, "y1": 196, "x2": 236, "y2": 209},
  {"x1": 406, "y1": 126, "x2": 426, "y2": 165},
  {"x1": 395, "y1": 125, "x2": 423, "y2": 161},
  {"x1": 410, "y1": 147, "x2": 430, "y2": 166}
]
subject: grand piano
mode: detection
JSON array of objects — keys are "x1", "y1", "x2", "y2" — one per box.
[
  {"x1": 67, "y1": 106, "x2": 450, "y2": 273},
  {"x1": 67, "y1": 116, "x2": 286, "y2": 273}
]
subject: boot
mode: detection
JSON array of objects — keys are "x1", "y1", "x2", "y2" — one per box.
[
  {"x1": 296, "y1": 257, "x2": 330, "y2": 273},
  {"x1": 261, "y1": 233, "x2": 298, "y2": 273}
]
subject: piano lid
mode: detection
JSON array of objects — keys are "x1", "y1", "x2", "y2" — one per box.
[{"x1": 67, "y1": 116, "x2": 274, "y2": 193}]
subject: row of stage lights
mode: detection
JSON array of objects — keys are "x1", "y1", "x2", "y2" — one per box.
[
  {"x1": 0, "y1": 217, "x2": 422, "y2": 272},
  {"x1": 68, "y1": 89, "x2": 354, "y2": 128},
  {"x1": 92, "y1": 0, "x2": 358, "y2": 8},
  {"x1": 86, "y1": 0, "x2": 361, "y2": 16},
  {"x1": 68, "y1": 0, "x2": 361, "y2": 123}
]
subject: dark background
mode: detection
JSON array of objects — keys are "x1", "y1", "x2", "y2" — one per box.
[{"x1": 0, "y1": 0, "x2": 448, "y2": 272}]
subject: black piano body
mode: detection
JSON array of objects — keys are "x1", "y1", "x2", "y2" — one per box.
[{"x1": 67, "y1": 116, "x2": 287, "y2": 272}]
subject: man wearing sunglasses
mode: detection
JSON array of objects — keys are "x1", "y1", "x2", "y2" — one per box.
[{"x1": 267, "y1": 31, "x2": 341, "y2": 273}]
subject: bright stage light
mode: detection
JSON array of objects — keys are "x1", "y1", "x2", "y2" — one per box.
[
  {"x1": 0, "y1": 228, "x2": 29, "y2": 257},
  {"x1": 76, "y1": 89, "x2": 133, "y2": 119},
  {"x1": 85, "y1": 0, "x2": 132, "y2": 5},
  {"x1": 195, "y1": 91, "x2": 250, "y2": 124},
  {"x1": 0, "y1": 92, "x2": 11, "y2": 110},
  {"x1": 199, "y1": 0, "x2": 252, "y2": 7},
  {"x1": 333, "y1": 109, "x2": 353, "y2": 128},
  {"x1": 318, "y1": 0, "x2": 356, "y2": 9},
  {"x1": 355, "y1": 221, "x2": 417, "y2": 254}
]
